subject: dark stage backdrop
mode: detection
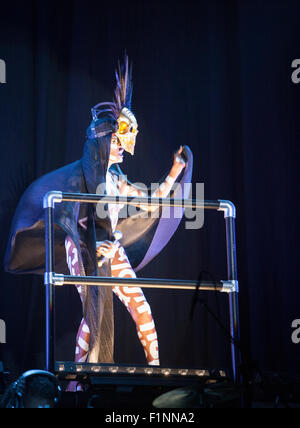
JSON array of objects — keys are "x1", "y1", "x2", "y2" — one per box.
[{"x1": 0, "y1": 0, "x2": 299, "y2": 380}]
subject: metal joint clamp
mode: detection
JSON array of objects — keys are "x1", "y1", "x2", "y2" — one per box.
[
  {"x1": 220, "y1": 280, "x2": 239, "y2": 293},
  {"x1": 43, "y1": 191, "x2": 63, "y2": 209},
  {"x1": 218, "y1": 200, "x2": 236, "y2": 219},
  {"x1": 44, "y1": 272, "x2": 64, "y2": 286}
]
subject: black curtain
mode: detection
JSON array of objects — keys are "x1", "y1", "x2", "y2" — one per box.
[{"x1": 0, "y1": 0, "x2": 299, "y2": 380}]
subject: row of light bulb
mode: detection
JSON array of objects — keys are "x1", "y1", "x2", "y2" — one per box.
[{"x1": 57, "y1": 363, "x2": 225, "y2": 378}]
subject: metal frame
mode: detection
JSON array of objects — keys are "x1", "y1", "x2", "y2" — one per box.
[{"x1": 43, "y1": 191, "x2": 241, "y2": 382}]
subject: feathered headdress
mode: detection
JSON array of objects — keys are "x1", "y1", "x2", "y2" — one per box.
[
  {"x1": 111, "y1": 54, "x2": 133, "y2": 119},
  {"x1": 88, "y1": 54, "x2": 138, "y2": 154}
]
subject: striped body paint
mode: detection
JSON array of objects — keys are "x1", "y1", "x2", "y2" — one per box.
[{"x1": 65, "y1": 237, "x2": 159, "y2": 367}]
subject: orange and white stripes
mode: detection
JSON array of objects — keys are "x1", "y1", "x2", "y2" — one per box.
[
  {"x1": 65, "y1": 237, "x2": 90, "y2": 363},
  {"x1": 110, "y1": 245, "x2": 159, "y2": 366},
  {"x1": 65, "y1": 236, "x2": 160, "y2": 367}
]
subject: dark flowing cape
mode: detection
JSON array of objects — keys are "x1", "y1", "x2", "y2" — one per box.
[{"x1": 4, "y1": 136, "x2": 193, "y2": 362}]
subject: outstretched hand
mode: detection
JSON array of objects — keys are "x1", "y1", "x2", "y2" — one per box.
[{"x1": 172, "y1": 146, "x2": 187, "y2": 173}]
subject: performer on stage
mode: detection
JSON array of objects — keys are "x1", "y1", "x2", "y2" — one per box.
[{"x1": 4, "y1": 56, "x2": 193, "y2": 374}]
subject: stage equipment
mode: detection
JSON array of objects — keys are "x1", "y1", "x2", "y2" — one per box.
[
  {"x1": 43, "y1": 192, "x2": 240, "y2": 382},
  {"x1": 0, "y1": 362, "x2": 8, "y2": 395},
  {"x1": 1, "y1": 370, "x2": 61, "y2": 408},
  {"x1": 153, "y1": 381, "x2": 241, "y2": 408},
  {"x1": 55, "y1": 362, "x2": 229, "y2": 408},
  {"x1": 55, "y1": 361, "x2": 226, "y2": 383}
]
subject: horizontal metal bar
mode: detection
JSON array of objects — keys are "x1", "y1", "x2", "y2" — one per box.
[
  {"x1": 48, "y1": 274, "x2": 236, "y2": 292},
  {"x1": 43, "y1": 192, "x2": 236, "y2": 218},
  {"x1": 60, "y1": 192, "x2": 220, "y2": 210},
  {"x1": 57, "y1": 275, "x2": 221, "y2": 290}
]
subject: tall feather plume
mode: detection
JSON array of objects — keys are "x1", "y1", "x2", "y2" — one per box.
[{"x1": 112, "y1": 54, "x2": 133, "y2": 119}]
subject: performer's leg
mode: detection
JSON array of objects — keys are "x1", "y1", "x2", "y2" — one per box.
[
  {"x1": 111, "y1": 246, "x2": 160, "y2": 366},
  {"x1": 74, "y1": 318, "x2": 90, "y2": 363},
  {"x1": 65, "y1": 236, "x2": 90, "y2": 363}
]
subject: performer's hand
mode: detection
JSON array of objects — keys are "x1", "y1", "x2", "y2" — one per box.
[
  {"x1": 172, "y1": 146, "x2": 186, "y2": 175},
  {"x1": 96, "y1": 240, "x2": 118, "y2": 260}
]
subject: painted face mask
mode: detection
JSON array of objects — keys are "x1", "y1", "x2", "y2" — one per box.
[
  {"x1": 115, "y1": 107, "x2": 138, "y2": 155},
  {"x1": 88, "y1": 55, "x2": 138, "y2": 155}
]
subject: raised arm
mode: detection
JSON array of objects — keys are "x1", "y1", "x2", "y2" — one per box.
[{"x1": 118, "y1": 146, "x2": 187, "y2": 211}]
